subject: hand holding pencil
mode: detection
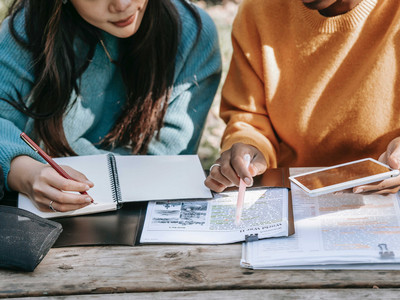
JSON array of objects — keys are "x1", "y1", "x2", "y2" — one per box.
[{"x1": 7, "y1": 132, "x2": 95, "y2": 212}]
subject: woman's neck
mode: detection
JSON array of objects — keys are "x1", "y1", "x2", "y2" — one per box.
[{"x1": 319, "y1": 0, "x2": 364, "y2": 16}]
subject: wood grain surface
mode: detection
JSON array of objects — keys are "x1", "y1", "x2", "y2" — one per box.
[{"x1": 1, "y1": 244, "x2": 400, "y2": 298}]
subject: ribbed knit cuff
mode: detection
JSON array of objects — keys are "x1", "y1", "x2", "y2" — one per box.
[{"x1": 0, "y1": 121, "x2": 45, "y2": 191}]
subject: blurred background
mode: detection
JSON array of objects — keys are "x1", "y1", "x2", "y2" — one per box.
[{"x1": 0, "y1": 0, "x2": 241, "y2": 169}]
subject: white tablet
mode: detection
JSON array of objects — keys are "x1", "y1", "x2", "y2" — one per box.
[{"x1": 289, "y1": 158, "x2": 400, "y2": 196}]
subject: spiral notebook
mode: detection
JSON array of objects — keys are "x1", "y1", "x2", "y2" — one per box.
[{"x1": 18, "y1": 154, "x2": 212, "y2": 219}]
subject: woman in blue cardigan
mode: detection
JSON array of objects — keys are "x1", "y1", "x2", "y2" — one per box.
[{"x1": 0, "y1": 0, "x2": 221, "y2": 212}]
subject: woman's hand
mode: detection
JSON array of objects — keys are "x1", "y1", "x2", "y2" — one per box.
[
  {"x1": 353, "y1": 137, "x2": 400, "y2": 194},
  {"x1": 8, "y1": 155, "x2": 94, "y2": 212},
  {"x1": 204, "y1": 143, "x2": 267, "y2": 192}
]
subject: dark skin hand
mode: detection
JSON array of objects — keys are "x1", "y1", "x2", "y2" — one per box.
[
  {"x1": 353, "y1": 137, "x2": 400, "y2": 194},
  {"x1": 206, "y1": 138, "x2": 400, "y2": 194},
  {"x1": 204, "y1": 143, "x2": 267, "y2": 193}
]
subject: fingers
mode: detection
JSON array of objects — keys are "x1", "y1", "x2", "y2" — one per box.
[
  {"x1": 378, "y1": 151, "x2": 387, "y2": 164},
  {"x1": 205, "y1": 152, "x2": 235, "y2": 193},
  {"x1": 205, "y1": 143, "x2": 268, "y2": 192},
  {"x1": 219, "y1": 149, "x2": 243, "y2": 186},
  {"x1": 31, "y1": 166, "x2": 94, "y2": 212},
  {"x1": 63, "y1": 165, "x2": 94, "y2": 188},
  {"x1": 374, "y1": 186, "x2": 400, "y2": 194},
  {"x1": 371, "y1": 137, "x2": 400, "y2": 194},
  {"x1": 205, "y1": 178, "x2": 230, "y2": 193},
  {"x1": 353, "y1": 176, "x2": 400, "y2": 195},
  {"x1": 36, "y1": 192, "x2": 92, "y2": 212},
  {"x1": 43, "y1": 167, "x2": 92, "y2": 194},
  {"x1": 32, "y1": 190, "x2": 92, "y2": 212},
  {"x1": 353, "y1": 185, "x2": 400, "y2": 195},
  {"x1": 231, "y1": 144, "x2": 267, "y2": 181},
  {"x1": 230, "y1": 152, "x2": 252, "y2": 185},
  {"x1": 387, "y1": 150, "x2": 400, "y2": 170},
  {"x1": 9, "y1": 156, "x2": 95, "y2": 212},
  {"x1": 379, "y1": 137, "x2": 400, "y2": 169}
]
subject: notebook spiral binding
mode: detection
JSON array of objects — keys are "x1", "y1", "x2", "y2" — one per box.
[{"x1": 107, "y1": 153, "x2": 123, "y2": 208}]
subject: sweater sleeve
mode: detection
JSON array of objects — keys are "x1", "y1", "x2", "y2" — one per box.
[
  {"x1": 147, "y1": 2, "x2": 222, "y2": 155},
  {"x1": 0, "y1": 15, "x2": 45, "y2": 191},
  {"x1": 219, "y1": 1, "x2": 279, "y2": 168}
]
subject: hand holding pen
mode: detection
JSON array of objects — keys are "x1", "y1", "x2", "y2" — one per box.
[
  {"x1": 17, "y1": 132, "x2": 94, "y2": 212},
  {"x1": 204, "y1": 143, "x2": 268, "y2": 193}
]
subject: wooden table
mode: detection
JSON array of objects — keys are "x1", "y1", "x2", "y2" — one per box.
[{"x1": 1, "y1": 243, "x2": 400, "y2": 299}]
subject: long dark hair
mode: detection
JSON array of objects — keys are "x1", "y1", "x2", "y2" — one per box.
[{"x1": 3, "y1": 0, "x2": 200, "y2": 156}]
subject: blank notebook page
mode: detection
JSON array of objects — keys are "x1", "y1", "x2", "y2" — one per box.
[{"x1": 115, "y1": 155, "x2": 212, "y2": 202}]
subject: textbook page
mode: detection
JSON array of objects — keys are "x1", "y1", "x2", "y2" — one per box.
[
  {"x1": 140, "y1": 187, "x2": 289, "y2": 244},
  {"x1": 241, "y1": 170, "x2": 400, "y2": 269}
]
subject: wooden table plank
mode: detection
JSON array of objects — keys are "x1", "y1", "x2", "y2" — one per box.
[
  {"x1": 10, "y1": 289, "x2": 399, "y2": 300},
  {"x1": 1, "y1": 245, "x2": 400, "y2": 298}
]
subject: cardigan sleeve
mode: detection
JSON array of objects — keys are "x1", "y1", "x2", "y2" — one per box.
[
  {"x1": 219, "y1": 1, "x2": 279, "y2": 168},
  {"x1": 147, "y1": 2, "x2": 222, "y2": 155},
  {"x1": 0, "y1": 15, "x2": 44, "y2": 191}
]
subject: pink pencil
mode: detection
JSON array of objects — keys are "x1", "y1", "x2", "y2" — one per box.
[{"x1": 235, "y1": 154, "x2": 251, "y2": 225}]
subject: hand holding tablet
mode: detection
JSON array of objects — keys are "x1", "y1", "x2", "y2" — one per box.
[{"x1": 289, "y1": 158, "x2": 400, "y2": 196}]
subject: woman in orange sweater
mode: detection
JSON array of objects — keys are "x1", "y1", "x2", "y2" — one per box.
[{"x1": 205, "y1": 0, "x2": 400, "y2": 194}]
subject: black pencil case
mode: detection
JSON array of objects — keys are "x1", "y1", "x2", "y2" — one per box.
[{"x1": 0, "y1": 205, "x2": 62, "y2": 272}]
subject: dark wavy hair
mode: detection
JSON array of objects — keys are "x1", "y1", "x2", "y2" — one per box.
[{"x1": 2, "y1": 0, "x2": 200, "y2": 156}]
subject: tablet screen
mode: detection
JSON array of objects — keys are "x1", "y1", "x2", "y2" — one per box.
[{"x1": 294, "y1": 160, "x2": 392, "y2": 191}]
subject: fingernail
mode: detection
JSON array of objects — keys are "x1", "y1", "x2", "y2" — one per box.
[
  {"x1": 244, "y1": 177, "x2": 251, "y2": 186},
  {"x1": 86, "y1": 180, "x2": 94, "y2": 186},
  {"x1": 84, "y1": 185, "x2": 90, "y2": 190},
  {"x1": 354, "y1": 188, "x2": 363, "y2": 193},
  {"x1": 85, "y1": 197, "x2": 92, "y2": 203}
]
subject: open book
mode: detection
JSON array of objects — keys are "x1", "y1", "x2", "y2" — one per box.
[
  {"x1": 139, "y1": 168, "x2": 295, "y2": 244},
  {"x1": 241, "y1": 168, "x2": 400, "y2": 269},
  {"x1": 18, "y1": 154, "x2": 211, "y2": 218}
]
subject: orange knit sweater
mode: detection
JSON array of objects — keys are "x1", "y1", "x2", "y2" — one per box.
[{"x1": 220, "y1": 0, "x2": 400, "y2": 168}]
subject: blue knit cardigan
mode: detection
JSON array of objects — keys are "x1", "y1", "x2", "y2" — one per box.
[{"x1": 0, "y1": 1, "x2": 221, "y2": 189}]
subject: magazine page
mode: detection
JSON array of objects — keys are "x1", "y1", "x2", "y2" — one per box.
[{"x1": 140, "y1": 188, "x2": 289, "y2": 244}]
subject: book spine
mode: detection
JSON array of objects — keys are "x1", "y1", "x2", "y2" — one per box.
[{"x1": 107, "y1": 153, "x2": 123, "y2": 207}]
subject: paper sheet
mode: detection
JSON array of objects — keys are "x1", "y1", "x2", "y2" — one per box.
[
  {"x1": 241, "y1": 169, "x2": 400, "y2": 269},
  {"x1": 115, "y1": 155, "x2": 212, "y2": 201}
]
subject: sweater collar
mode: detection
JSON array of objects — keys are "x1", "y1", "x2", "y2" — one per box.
[{"x1": 299, "y1": 0, "x2": 378, "y2": 33}]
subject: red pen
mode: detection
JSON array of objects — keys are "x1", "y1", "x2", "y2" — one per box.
[{"x1": 20, "y1": 132, "x2": 90, "y2": 196}]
